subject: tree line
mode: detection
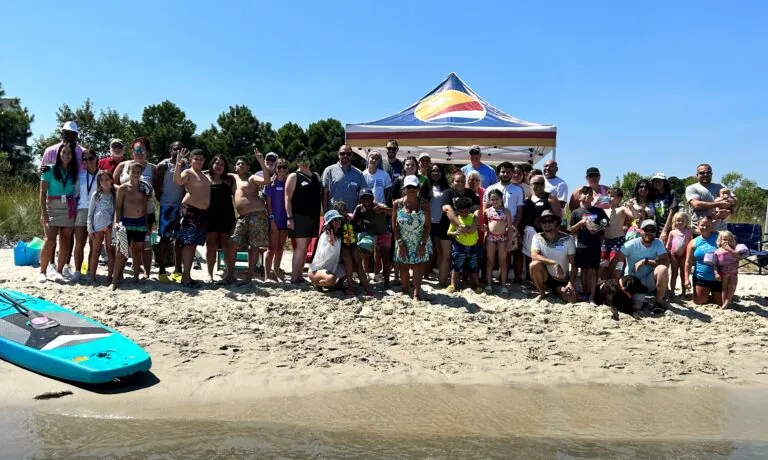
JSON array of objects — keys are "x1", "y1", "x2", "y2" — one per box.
[{"x1": 1, "y1": 81, "x2": 766, "y2": 224}]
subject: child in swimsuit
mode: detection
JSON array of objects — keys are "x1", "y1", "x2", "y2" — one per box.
[
  {"x1": 483, "y1": 189, "x2": 514, "y2": 295},
  {"x1": 715, "y1": 230, "x2": 740, "y2": 309},
  {"x1": 665, "y1": 211, "x2": 692, "y2": 297}
]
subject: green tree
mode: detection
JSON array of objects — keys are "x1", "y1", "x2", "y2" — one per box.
[
  {"x1": 720, "y1": 171, "x2": 768, "y2": 223},
  {"x1": 196, "y1": 105, "x2": 275, "y2": 169},
  {"x1": 0, "y1": 83, "x2": 36, "y2": 182},
  {"x1": 136, "y1": 101, "x2": 197, "y2": 162},
  {"x1": 275, "y1": 122, "x2": 308, "y2": 161},
  {"x1": 612, "y1": 171, "x2": 644, "y2": 199},
  {"x1": 306, "y1": 118, "x2": 359, "y2": 172}
]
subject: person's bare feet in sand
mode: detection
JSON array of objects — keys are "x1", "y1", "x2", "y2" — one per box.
[
  {"x1": 721, "y1": 300, "x2": 730, "y2": 309},
  {"x1": 535, "y1": 293, "x2": 548, "y2": 303}
]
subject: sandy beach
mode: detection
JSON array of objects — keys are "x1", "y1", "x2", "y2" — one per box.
[{"x1": 1, "y1": 248, "x2": 767, "y2": 418}]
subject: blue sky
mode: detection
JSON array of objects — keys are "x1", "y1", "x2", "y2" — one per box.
[{"x1": 2, "y1": 0, "x2": 766, "y2": 189}]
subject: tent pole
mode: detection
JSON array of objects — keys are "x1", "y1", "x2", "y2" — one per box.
[{"x1": 552, "y1": 146, "x2": 557, "y2": 162}]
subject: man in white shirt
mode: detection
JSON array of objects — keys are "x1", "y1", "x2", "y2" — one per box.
[{"x1": 542, "y1": 159, "x2": 568, "y2": 208}]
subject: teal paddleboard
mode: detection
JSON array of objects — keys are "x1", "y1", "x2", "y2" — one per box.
[{"x1": 0, "y1": 289, "x2": 151, "y2": 384}]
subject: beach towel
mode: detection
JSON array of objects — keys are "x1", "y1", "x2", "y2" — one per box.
[{"x1": 113, "y1": 223, "x2": 130, "y2": 258}]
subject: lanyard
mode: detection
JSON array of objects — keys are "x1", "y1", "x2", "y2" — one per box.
[
  {"x1": 86, "y1": 171, "x2": 98, "y2": 195},
  {"x1": 61, "y1": 169, "x2": 71, "y2": 189}
]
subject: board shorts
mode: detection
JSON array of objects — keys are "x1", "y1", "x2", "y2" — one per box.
[
  {"x1": 121, "y1": 216, "x2": 148, "y2": 244},
  {"x1": 158, "y1": 205, "x2": 180, "y2": 239},
  {"x1": 74, "y1": 208, "x2": 88, "y2": 227},
  {"x1": 692, "y1": 276, "x2": 722, "y2": 292},
  {"x1": 451, "y1": 242, "x2": 481, "y2": 273},
  {"x1": 575, "y1": 246, "x2": 601, "y2": 269},
  {"x1": 544, "y1": 274, "x2": 569, "y2": 291},
  {"x1": 231, "y1": 210, "x2": 269, "y2": 249},
  {"x1": 288, "y1": 213, "x2": 321, "y2": 239},
  {"x1": 601, "y1": 236, "x2": 626, "y2": 260},
  {"x1": 177, "y1": 204, "x2": 207, "y2": 247}
]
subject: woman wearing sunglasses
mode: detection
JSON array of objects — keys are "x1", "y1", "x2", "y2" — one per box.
[
  {"x1": 113, "y1": 137, "x2": 157, "y2": 279},
  {"x1": 71, "y1": 149, "x2": 101, "y2": 281}
]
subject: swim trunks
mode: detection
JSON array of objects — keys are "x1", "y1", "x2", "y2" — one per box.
[
  {"x1": 158, "y1": 205, "x2": 180, "y2": 238},
  {"x1": 230, "y1": 210, "x2": 269, "y2": 249},
  {"x1": 177, "y1": 204, "x2": 208, "y2": 247},
  {"x1": 121, "y1": 215, "x2": 148, "y2": 244}
]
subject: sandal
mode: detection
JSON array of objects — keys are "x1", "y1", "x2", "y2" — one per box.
[
  {"x1": 500, "y1": 287, "x2": 509, "y2": 296},
  {"x1": 484, "y1": 285, "x2": 493, "y2": 294}
]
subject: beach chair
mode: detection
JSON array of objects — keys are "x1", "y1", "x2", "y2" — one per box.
[
  {"x1": 216, "y1": 249, "x2": 262, "y2": 272},
  {"x1": 727, "y1": 223, "x2": 768, "y2": 274}
]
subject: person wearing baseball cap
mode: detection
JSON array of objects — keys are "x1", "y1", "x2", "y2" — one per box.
[
  {"x1": 649, "y1": 172, "x2": 679, "y2": 242},
  {"x1": 40, "y1": 120, "x2": 85, "y2": 168},
  {"x1": 255, "y1": 151, "x2": 279, "y2": 180},
  {"x1": 607, "y1": 218, "x2": 670, "y2": 315},
  {"x1": 461, "y1": 145, "x2": 497, "y2": 189},
  {"x1": 353, "y1": 187, "x2": 393, "y2": 287},
  {"x1": 98, "y1": 138, "x2": 126, "y2": 174},
  {"x1": 417, "y1": 152, "x2": 431, "y2": 178},
  {"x1": 568, "y1": 166, "x2": 610, "y2": 212}
]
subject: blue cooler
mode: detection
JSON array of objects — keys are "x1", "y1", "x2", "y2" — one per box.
[{"x1": 13, "y1": 242, "x2": 40, "y2": 267}]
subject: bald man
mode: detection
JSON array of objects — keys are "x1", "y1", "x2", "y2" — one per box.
[{"x1": 543, "y1": 159, "x2": 569, "y2": 209}]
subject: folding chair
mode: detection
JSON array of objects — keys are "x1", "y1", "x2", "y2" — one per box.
[
  {"x1": 216, "y1": 249, "x2": 261, "y2": 272},
  {"x1": 727, "y1": 223, "x2": 768, "y2": 274}
]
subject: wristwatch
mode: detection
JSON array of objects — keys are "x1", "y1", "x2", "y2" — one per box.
[
  {"x1": 268, "y1": 214, "x2": 275, "y2": 221},
  {"x1": 287, "y1": 216, "x2": 294, "y2": 221}
]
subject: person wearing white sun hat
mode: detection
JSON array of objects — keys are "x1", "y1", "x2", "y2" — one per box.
[{"x1": 40, "y1": 121, "x2": 85, "y2": 169}]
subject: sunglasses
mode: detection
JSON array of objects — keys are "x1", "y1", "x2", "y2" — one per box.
[
  {"x1": 697, "y1": 171, "x2": 712, "y2": 175},
  {"x1": 277, "y1": 165, "x2": 288, "y2": 170},
  {"x1": 532, "y1": 182, "x2": 545, "y2": 186},
  {"x1": 541, "y1": 219, "x2": 557, "y2": 225},
  {"x1": 386, "y1": 147, "x2": 398, "y2": 151},
  {"x1": 638, "y1": 185, "x2": 649, "y2": 189},
  {"x1": 266, "y1": 158, "x2": 277, "y2": 162},
  {"x1": 339, "y1": 152, "x2": 352, "y2": 156},
  {"x1": 172, "y1": 146, "x2": 181, "y2": 151},
  {"x1": 83, "y1": 156, "x2": 97, "y2": 161},
  {"x1": 133, "y1": 147, "x2": 146, "y2": 154},
  {"x1": 587, "y1": 173, "x2": 600, "y2": 178},
  {"x1": 642, "y1": 227, "x2": 657, "y2": 233},
  {"x1": 404, "y1": 185, "x2": 418, "y2": 190}
]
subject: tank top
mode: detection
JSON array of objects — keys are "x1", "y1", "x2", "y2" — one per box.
[
  {"x1": 522, "y1": 192, "x2": 552, "y2": 229},
  {"x1": 157, "y1": 158, "x2": 186, "y2": 207},
  {"x1": 291, "y1": 170, "x2": 321, "y2": 217},
  {"x1": 693, "y1": 232, "x2": 719, "y2": 281},
  {"x1": 120, "y1": 161, "x2": 156, "y2": 213}
]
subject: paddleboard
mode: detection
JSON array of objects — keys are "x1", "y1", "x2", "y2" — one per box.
[{"x1": 0, "y1": 289, "x2": 151, "y2": 384}]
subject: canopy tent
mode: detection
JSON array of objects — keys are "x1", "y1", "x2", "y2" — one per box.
[{"x1": 345, "y1": 72, "x2": 557, "y2": 166}]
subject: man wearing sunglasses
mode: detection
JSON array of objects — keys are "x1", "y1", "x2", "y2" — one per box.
[
  {"x1": 321, "y1": 144, "x2": 364, "y2": 213},
  {"x1": 381, "y1": 139, "x2": 403, "y2": 180},
  {"x1": 530, "y1": 210, "x2": 577, "y2": 303},
  {"x1": 98, "y1": 139, "x2": 126, "y2": 174},
  {"x1": 607, "y1": 219, "x2": 669, "y2": 314},
  {"x1": 255, "y1": 151, "x2": 278, "y2": 180},
  {"x1": 568, "y1": 167, "x2": 610, "y2": 212},
  {"x1": 153, "y1": 141, "x2": 187, "y2": 283},
  {"x1": 685, "y1": 163, "x2": 734, "y2": 232}
]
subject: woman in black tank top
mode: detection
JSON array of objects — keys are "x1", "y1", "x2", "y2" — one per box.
[
  {"x1": 285, "y1": 152, "x2": 322, "y2": 283},
  {"x1": 205, "y1": 156, "x2": 236, "y2": 282}
]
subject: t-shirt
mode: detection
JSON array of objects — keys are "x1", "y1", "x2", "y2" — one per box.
[
  {"x1": 440, "y1": 188, "x2": 480, "y2": 229},
  {"x1": 461, "y1": 163, "x2": 498, "y2": 189},
  {"x1": 685, "y1": 182, "x2": 725, "y2": 230},
  {"x1": 570, "y1": 184, "x2": 611, "y2": 210},
  {"x1": 448, "y1": 213, "x2": 479, "y2": 246},
  {"x1": 531, "y1": 232, "x2": 576, "y2": 278},
  {"x1": 41, "y1": 142, "x2": 85, "y2": 169},
  {"x1": 382, "y1": 158, "x2": 403, "y2": 180},
  {"x1": 362, "y1": 169, "x2": 392, "y2": 204},
  {"x1": 321, "y1": 163, "x2": 364, "y2": 211},
  {"x1": 544, "y1": 176, "x2": 569, "y2": 204},
  {"x1": 569, "y1": 206, "x2": 609, "y2": 249},
  {"x1": 483, "y1": 182, "x2": 525, "y2": 221},
  {"x1": 430, "y1": 185, "x2": 447, "y2": 223},
  {"x1": 652, "y1": 192, "x2": 679, "y2": 230},
  {"x1": 264, "y1": 179, "x2": 287, "y2": 227},
  {"x1": 41, "y1": 167, "x2": 77, "y2": 197},
  {"x1": 353, "y1": 205, "x2": 388, "y2": 236},
  {"x1": 98, "y1": 156, "x2": 122, "y2": 175},
  {"x1": 620, "y1": 237, "x2": 667, "y2": 279},
  {"x1": 77, "y1": 169, "x2": 99, "y2": 210}
]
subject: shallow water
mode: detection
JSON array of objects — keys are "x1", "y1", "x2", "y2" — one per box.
[{"x1": 3, "y1": 384, "x2": 768, "y2": 459}]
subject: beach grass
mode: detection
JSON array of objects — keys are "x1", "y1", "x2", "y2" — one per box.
[{"x1": 0, "y1": 184, "x2": 41, "y2": 242}]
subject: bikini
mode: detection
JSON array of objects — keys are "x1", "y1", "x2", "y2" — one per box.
[{"x1": 485, "y1": 206, "x2": 508, "y2": 243}]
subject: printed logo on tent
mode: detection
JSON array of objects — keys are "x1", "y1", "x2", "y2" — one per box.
[{"x1": 414, "y1": 89, "x2": 486, "y2": 124}]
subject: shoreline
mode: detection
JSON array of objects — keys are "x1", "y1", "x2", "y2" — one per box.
[{"x1": 2, "y1": 249, "x2": 768, "y2": 418}]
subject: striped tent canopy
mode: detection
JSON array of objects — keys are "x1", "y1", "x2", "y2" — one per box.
[{"x1": 346, "y1": 72, "x2": 556, "y2": 166}]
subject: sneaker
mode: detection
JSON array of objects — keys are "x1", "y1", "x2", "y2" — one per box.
[
  {"x1": 474, "y1": 287, "x2": 484, "y2": 295},
  {"x1": 484, "y1": 285, "x2": 493, "y2": 294},
  {"x1": 62, "y1": 265, "x2": 74, "y2": 279},
  {"x1": 49, "y1": 271, "x2": 64, "y2": 282},
  {"x1": 37, "y1": 273, "x2": 47, "y2": 283},
  {"x1": 169, "y1": 272, "x2": 183, "y2": 283},
  {"x1": 85, "y1": 273, "x2": 94, "y2": 284},
  {"x1": 46, "y1": 264, "x2": 57, "y2": 277},
  {"x1": 69, "y1": 271, "x2": 81, "y2": 282},
  {"x1": 445, "y1": 285, "x2": 457, "y2": 294},
  {"x1": 158, "y1": 273, "x2": 171, "y2": 284},
  {"x1": 500, "y1": 287, "x2": 509, "y2": 296}
]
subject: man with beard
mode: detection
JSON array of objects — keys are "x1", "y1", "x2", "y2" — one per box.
[
  {"x1": 542, "y1": 159, "x2": 568, "y2": 209},
  {"x1": 322, "y1": 144, "x2": 364, "y2": 213},
  {"x1": 685, "y1": 163, "x2": 735, "y2": 232},
  {"x1": 153, "y1": 141, "x2": 187, "y2": 283},
  {"x1": 381, "y1": 139, "x2": 403, "y2": 180},
  {"x1": 608, "y1": 219, "x2": 669, "y2": 314},
  {"x1": 98, "y1": 139, "x2": 126, "y2": 174}
]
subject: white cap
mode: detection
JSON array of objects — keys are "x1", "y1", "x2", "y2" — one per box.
[
  {"x1": 418, "y1": 152, "x2": 431, "y2": 161},
  {"x1": 265, "y1": 151, "x2": 278, "y2": 160},
  {"x1": 403, "y1": 175, "x2": 419, "y2": 188},
  {"x1": 61, "y1": 121, "x2": 79, "y2": 134}
]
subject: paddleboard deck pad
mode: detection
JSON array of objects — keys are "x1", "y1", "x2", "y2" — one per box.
[{"x1": 0, "y1": 289, "x2": 152, "y2": 384}]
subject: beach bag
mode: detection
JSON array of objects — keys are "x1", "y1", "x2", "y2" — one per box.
[{"x1": 357, "y1": 232, "x2": 374, "y2": 253}]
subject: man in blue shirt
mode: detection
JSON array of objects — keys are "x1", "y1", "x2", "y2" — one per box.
[
  {"x1": 461, "y1": 145, "x2": 497, "y2": 189},
  {"x1": 607, "y1": 219, "x2": 670, "y2": 314},
  {"x1": 321, "y1": 144, "x2": 365, "y2": 212}
]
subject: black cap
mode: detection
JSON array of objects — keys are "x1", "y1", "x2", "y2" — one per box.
[
  {"x1": 586, "y1": 167, "x2": 600, "y2": 176},
  {"x1": 359, "y1": 188, "x2": 374, "y2": 198},
  {"x1": 469, "y1": 145, "x2": 481, "y2": 154}
]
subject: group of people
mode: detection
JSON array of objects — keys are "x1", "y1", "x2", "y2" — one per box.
[{"x1": 36, "y1": 122, "x2": 746, "y2": 313}]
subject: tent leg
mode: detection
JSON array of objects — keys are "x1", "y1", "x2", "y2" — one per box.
[{"x1": 552, "y1": 147, "x2": 557, "y2": 162}]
